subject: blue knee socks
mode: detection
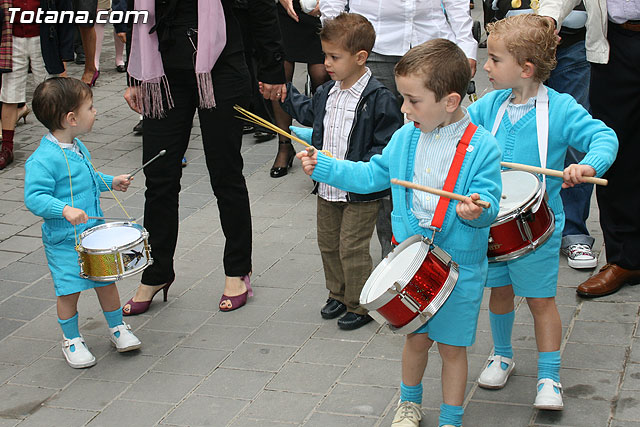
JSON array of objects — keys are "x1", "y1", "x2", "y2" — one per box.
[
  {"x1": 490, "y1": 310, "x2": 514, "y2": 360},
  {"x1": 400, "y1": 382, "x2": 423, "y2": 404},
  {"x1": 439, "y1": 403, "x2": 463, "y2": 427},
  {"x1": 58, "y1": 312, "x2": 80, "y2": 340},
  {"x1": 538, "y1": 350, "x2": 561, "y2": 382},
  {"x1": 103, "y1": 308, "x2": 123, "y2": 337}
]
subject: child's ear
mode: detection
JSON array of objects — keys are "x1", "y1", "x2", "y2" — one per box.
[
  {"x1": 521, "y1": 61, "x2": 535, "y2": 79},
  {"x1": 445, "y1": 92, "x2": 462, "y2": 112},
  {"x1": 65, "y1": 111, "x2": 77, "y2": 127},
  {"x1": 355, "y1": 50, "x2": 369, "y2": 66}
]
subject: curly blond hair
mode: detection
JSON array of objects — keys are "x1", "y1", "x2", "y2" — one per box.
[{"x1": 486, "y1": 14, "x2": 558, "y2": 82}]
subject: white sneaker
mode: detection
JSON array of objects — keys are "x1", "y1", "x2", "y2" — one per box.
[
  {"x1": 392, "y1": 401, "x2": 423, "y2": 427},
  {"x1": 109, "y1": 323, "x2": 142, "y2": 352},
  {"x1": 562, "y1": 244, "x2": 597, "y2": 269},
  {"x1": 478, "y1": 354, "x2": 515, "y2": 389},
  {"x1": 533, "y1": 378, "x2": 563, "y2": 410},
  {"x1": 62, "y1": 335, "x2": 96, "y2": 369}
]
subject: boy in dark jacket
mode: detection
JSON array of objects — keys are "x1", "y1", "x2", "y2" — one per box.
[{"x1": 280, "y1": 13, "x2": 403, "y2": 330}]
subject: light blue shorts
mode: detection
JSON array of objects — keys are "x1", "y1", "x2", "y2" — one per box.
[
  {"x1": 414, "y1": 261, "x2": 487, "y2": 347},
  {"x1": 486, "y1": 212, "x2": 564, "y2": 298}
]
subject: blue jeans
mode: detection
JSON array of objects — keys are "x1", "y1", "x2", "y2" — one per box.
[{"x1": 546, "y1": 41, "x2": 594, "y2": 249}]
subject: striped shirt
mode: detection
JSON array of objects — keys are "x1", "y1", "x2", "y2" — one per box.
[
  {"x1": 507, "y1": 95, "x2": 536, "y2": 125},
  {"x1": 412, "y1": 110, "x2": 471, "y2": 228},
  {"x1": 318, "y1": 68, "x2": 372, "y2": 202}
]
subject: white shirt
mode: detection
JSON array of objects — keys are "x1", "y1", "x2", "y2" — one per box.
[
  {"x1": 318, "y1": 68, "x2": 372, "y2": 202},
  {"x1": 320, "y1": 0, "x2": 477, "y2": 60},
  {"x1": 412, "y1": 111, "x2": 471, "y2": 228},
  {"x1": 46, "y1": 133, "x2": 83, "y2": 157}
]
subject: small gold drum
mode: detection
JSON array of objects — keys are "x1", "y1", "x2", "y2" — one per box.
[{"x1": 76, "y1": 221, "x2": 152, "y2": 282}]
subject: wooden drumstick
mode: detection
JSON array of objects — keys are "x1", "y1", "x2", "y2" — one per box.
[
  {"x1": 391, "y1": 178, "x2": 491, "y2": 209},
  {"x1": 128, "y1": 149, "x2": 167, "y2": 179},
  {"x1": 500, "y1": 162, "x2": 608, "y2": 186}
]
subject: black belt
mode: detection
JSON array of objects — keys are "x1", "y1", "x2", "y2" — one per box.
[{"x1": 615, "y1": 20, "x2": 640, "y2": 32}]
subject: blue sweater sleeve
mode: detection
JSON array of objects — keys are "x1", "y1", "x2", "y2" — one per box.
[
  {"x1": 24, "y1": 158, "x2": 67, "y2": 219},
  {"x1": 311, "y1": 130, "x2": 398, "y2": 193},
  {"x1": 559, "y1": 95, "x2": 618, "y2": 177},
  {"x1": 459, "y1": 131, "x2": 502, "y2": 228}
]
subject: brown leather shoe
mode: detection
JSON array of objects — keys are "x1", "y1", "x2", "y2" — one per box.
[{"x1": 576, "y1": 263, "x2": 640, "y2": 297}]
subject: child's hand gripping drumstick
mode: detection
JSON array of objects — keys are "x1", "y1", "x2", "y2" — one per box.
[
  {"x1": 297, "y1": 146, "x2": 318, "y2": 176},
  {"x1": 391, "y1": 179, "x2": 490, "y2": 220}
]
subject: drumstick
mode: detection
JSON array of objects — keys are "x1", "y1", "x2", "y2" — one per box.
[
  {"x1": 233, "y1": 105, "x2": 333, "y2": 157},
  {"x1": 128, "y1": 149, "x2": 167, "y2": 179},
  {"x1": 391, "y1": 178, "x2": 491, "y2": 209},
  {"x1": 88, "y1": 216, "x2": 135, "y2": 221},
  {"x1": 500, "y1": 162, "x2": 608, "y2": 186}
]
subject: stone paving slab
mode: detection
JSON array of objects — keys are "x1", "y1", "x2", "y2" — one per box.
[{"x1": 1, "y1": 16, "x2": 639, "y2": 427}]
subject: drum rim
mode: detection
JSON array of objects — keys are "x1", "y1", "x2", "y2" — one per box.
[
  {"x1": 77, "y1": 221, "x2": 148, "y2": 254},
  {"x1": 494, "y1": 170, "x2": 544, "y2": 223},
  {"x1": 360, "y1": 235, "x2": 429, "y2": 310},
  {"x1": 488, "y1": 209, "x2": 556, "y2": 262}
]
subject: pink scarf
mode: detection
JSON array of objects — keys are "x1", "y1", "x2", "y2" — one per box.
[{"x1": 128, "y1": 0, "x2": 227, "y2": 118}]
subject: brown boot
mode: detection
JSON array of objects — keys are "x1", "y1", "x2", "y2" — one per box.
[{"x1": 576, "y1": 263, "x2": 640, "y2": 297}]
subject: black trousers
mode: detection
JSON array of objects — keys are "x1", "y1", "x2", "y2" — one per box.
[
  {"x1": 590, "y1": 23, "x2": 640, "y2": 270},
  {"x1": 141, "y1": 68, "x2": 252, "y2": 285}
]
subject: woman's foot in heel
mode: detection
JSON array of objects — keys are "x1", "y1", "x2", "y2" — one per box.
[
  {"x1": 122, "y1": 279, "x2": 174, "y2": 316},
  {"x1": 270, "y1": 140, "x2": 295, "y2": 178},
  {"x1": 16, "y1": 105, "x2": 30, "y2": 125},
  {"x1": 219, "y1": 274, "x2": 253, "y2": 312}
]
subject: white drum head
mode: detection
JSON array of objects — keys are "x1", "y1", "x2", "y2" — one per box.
[
  {"x1": 81, "y1": 226, "x2": 141, "y2": 249},
  {"x1": 362, "y1": 242, "x2": 423, "y2": 304},
  {"x1": 498, "y1": 170, "x2": 541, "y2": 217}
]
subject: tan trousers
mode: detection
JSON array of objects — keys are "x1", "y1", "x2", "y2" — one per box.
[{"x1": 316, "y1": 197, "x2": 380, "y2": 315}]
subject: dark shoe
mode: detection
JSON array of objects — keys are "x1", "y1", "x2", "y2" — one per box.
[
  {"x1": 116, "y1": 64, "x2": 126, "y2": 73},
  {"x1": 133, "y1": 120, "x2": 143, "y2": 135},
  {"x1": 0, "y1": 146, "x2": 14, "y2": 170},
  {"x1": 337, "y1": 312, "x2": 373, "y2": 330},
  {"x1": 576, "y1": 263, "x2": 640, "y2": 297},
  {"x1": 243, "y1": 124, "x2": 255, "y2": 134},
  {"x1": 254, "y1": 130, "x2": 276, "y2": 143},
  {"x1": 270, "y1": 140, "x2": 295, "y2": 178},
  {"x1": 75, "y1": 53, "x2": 85, "y2": 65},
  {"x1": 321, "y1": 298, "x2": 347, "y2": 319},
  {"x1": 479, "y1": 39, "x2": 487, "y2": 48}
]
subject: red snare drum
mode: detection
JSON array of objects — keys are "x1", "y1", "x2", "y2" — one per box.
[
  {"x1": 360, "y1": 235, "x2": 459, "y2": 334},
  {"x1": 488, "y1": 170, "x2": 555, "y2": 262}
]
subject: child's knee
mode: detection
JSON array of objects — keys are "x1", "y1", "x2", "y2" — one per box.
[
  {"x1": 491, "y1": 285, "x2": 514, "y2": 300},
  {"x1": 437, "y1": 342, "x2": 466, "y2": 360},
  {"x1": 526, "y1": 297, "x2": 557, "y2": 315},
  {"x1": 406, "y1": 333, "x2": 434, "y2": 351}
]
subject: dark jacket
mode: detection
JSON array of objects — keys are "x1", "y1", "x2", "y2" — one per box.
[{"x1": 281, "y1": 76, "x2": 403, "y2": 202}]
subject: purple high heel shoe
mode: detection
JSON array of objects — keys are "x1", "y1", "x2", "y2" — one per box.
[
  {"x1": 122, "y1": 278, "x2": 174, "y2": 316},
  {"x1": 219, "y1": 275, "x2": 253, "y2": 312}
]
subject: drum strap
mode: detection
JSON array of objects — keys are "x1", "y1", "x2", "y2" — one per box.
[{"x1": 430, "y1": 122, "x2": 478, "y2": 230}]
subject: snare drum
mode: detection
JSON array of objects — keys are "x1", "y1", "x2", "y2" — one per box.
[
  {"x1": 360, "y1": 235, "x2": 459, "y2": 334},
  {"x1": 76, "y1": 222, "x2": 152, "y2": 282},
  {"x1": 488, "y1": 170, "x2": 555, "y2": 262}
]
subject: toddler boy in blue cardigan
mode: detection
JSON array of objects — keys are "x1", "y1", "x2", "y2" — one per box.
[
  {"x1": 468, "y1": 14, "x2": 618, "y2": 411},
  {"x1": 25, "y1": 77, "x2": 142, "y2": 369},
  {"x1": 298, "y1": 39, "x2": 502, "y2": 427}
]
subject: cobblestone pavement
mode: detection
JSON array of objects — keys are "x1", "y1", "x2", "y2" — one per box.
[{"x1": 1, "y1": 20, "x2": 639, "y2": 427}]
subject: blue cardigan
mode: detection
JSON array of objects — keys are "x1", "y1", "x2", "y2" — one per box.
[
  {"x1": 24, "y1": 137, "x2": 114, "y2": 246},
  {"x1": 311, "y1": 121, "x2": 503, "y2": 265},
  {"x1": 468, "y1": 86, "x2": 618, "y2": 216}
]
